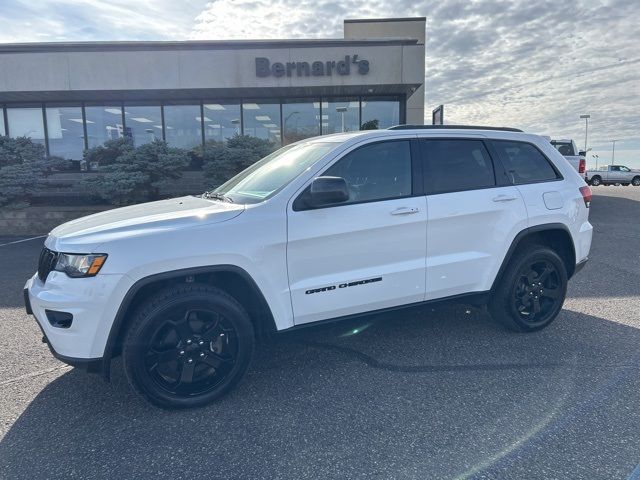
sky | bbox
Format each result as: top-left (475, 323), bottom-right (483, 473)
top-left (0, 0), bottom-right (638, 168)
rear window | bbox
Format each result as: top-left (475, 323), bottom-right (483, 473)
top-left (492, 140), bottom-right (560, 185)
top-left (421, 139), bottom-right (495, 194)
top-left (551, 141), bottom-right (576, 156)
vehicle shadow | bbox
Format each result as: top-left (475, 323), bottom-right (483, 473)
top-left (2, 305), bottom-right (640, 479)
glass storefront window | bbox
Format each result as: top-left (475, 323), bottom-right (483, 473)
top-left (203, 102), bottom-right (241, 143)
top-left (0, 108), bottom-right (5, 136)
top-left (163, 104), bottom-right (202, 149)
top-left (282, 100), bottom-right (320, 145)
top-left (6, 107), bottom-right (46, 145)
top-left (242, 101), bottom-right (281, 145)
top-left (360, 97), bottom-right (400, 130)
top-left (123, 104), bottom-right (162, 146)
top-left (45, 105), bottom-right (85, 160)
top-left (325, 98), bottom-right (360, 134)
top-left (85, 105), bottom-right (124, 148)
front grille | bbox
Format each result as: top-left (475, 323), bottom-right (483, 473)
top-left (38, 247), bottom-right (58, 283)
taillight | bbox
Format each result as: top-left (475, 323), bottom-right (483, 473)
top-left (578, 158), bottom-right (586, 173)
top-left (579, 186), bottom-right (592, 208)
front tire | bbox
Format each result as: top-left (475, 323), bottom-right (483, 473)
top-left (632, 176), bottom-right (640, 186)
top-left (489, 246), bottom-right (567, 332)
top-left (123, 284), bottom-right (254, 409)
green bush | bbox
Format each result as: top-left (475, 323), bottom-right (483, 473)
top-left (84, 139), bottom-right (189, 206)
top-left (197, 135), bottom-right (277, 186)
top-left (0, 136), bottom-right (70, 206)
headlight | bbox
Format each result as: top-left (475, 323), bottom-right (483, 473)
top-left (54, 253), bottom-right (108, 278)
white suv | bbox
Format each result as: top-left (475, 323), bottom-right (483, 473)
top-left (24, 126), bottom-right (593, 408)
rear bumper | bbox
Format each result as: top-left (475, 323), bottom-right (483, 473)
top-left (573, 256), bottom-right (588, 276)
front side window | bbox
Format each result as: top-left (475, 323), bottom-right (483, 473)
top-left (422, 139), bottom-right (495, 194)
top-left (213, 142), bottom-right (336, 204)
top-left (492, 140), bottom-right (559, 185)
top-left (620, 166), bottom-right (630, 172)
top-left (321, 140), bottom-right (412, 204)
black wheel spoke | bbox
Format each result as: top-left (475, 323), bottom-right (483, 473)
top-left (538, 265), bottom-right (553, 283)
top-left (149, 348), bottom-right (178, 365)
top-left (202, 352), bottom-right (233, 369)
top-left (532, 297), bottom-right (541, 314)
top-left (201, 318), bottom-right (222, 342)
top-left (177, 361), bottom-right (196, 387)
top-left (172, 316), bottom-right (193, 342)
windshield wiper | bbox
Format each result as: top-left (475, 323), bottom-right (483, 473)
top-left (202, 191), bottom-right (234, 203)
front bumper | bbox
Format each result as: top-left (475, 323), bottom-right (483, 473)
top-left (24, 271), bottom-right (128, 364)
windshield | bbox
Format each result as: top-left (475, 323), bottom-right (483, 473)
top-left (211, 142), bottom-right (336, 204)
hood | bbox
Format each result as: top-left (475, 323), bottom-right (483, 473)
top-left (47, 196), bottom-right (244, 251)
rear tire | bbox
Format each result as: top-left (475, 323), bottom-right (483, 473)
top-left (489, 246), bottom-right (567, 332)
top-left (590, 176), bottom-right (601, 186)
top-left (123, 283), bottom-right (254, 409)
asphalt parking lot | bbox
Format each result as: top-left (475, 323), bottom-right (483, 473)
top-left (0, 187), bottom-right (639, 479)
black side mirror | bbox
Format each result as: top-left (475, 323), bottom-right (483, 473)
top-left (308, 176), bottom-right (349, 206)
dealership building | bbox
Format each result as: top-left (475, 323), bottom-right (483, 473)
top-left (0, 17), bottom-right (425, 170)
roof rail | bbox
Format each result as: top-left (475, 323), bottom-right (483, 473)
top-left (388, 124), bottom-right (523, 132)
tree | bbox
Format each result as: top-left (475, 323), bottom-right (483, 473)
top-left (0, 136), bottom-right (70, 206)
top-left (197, 135), bottom-right (277, 186)
top-left (84, 139), bottom-right (189, 206)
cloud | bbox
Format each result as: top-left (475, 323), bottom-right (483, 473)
top-left (0, 0), bottom-right (638, 164)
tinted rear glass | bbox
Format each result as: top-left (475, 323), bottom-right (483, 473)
top-left (492, 140), bottom-right (559, 184)
top-left (421, 139), bottom-right (495, 194)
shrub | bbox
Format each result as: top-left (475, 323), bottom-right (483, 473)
top-left (197, 135), bottom-right (277, 186)
top-left (360, 119), bottom-right (379, 130)
top-left (0, 136), bottom-right (70, 206)
top-left (84, 139), bottom-right (189, 206)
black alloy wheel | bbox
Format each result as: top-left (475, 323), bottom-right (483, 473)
top-left (123, 284), bottom-right (254, 409)
top-left (489, 246), bottom-right (567, 332)
top-left (512, 260), bottom-right (563, 328)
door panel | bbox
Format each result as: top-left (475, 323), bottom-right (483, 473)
top-left (287, 198), bottom-right (427, 324)
top-left (286, 138), bottom-right (427, 325)
top-left (425, 187), bottom-right (527, 299)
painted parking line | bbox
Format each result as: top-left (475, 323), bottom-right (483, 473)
top-left (0, 235), bottom-right (46, 247)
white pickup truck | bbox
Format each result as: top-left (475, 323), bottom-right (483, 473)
top-left (550, 139), bottom-right (586, 174)
top-left (585, 165), bottom-right (640, 186)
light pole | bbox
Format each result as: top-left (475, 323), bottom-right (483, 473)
top-left (336, 106), bottom-right (348, 132)
top-left (592, 153), bottom-right (599, 170)
top-left (611, 140), bottom-right (618, 165)
top-left (580, 114), bottom-right (590, 151)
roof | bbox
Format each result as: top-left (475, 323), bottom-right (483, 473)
top-left (0, 38), bottom-right (419, 54)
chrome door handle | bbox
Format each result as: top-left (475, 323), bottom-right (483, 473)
top-left (391, 207), bottom-right (419, 215)
top-left (492, 195), bottom-right (518, 202)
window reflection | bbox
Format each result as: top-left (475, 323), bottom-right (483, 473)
top-left (325, 98), bottom-right (359, 134)
top-left (123, 104), bottom-right (162, 146)
top-left (203, 102), bottom-right (241, 143)
top-left (242, 101), bottom-right (280, 145)
top-left (0, 108), bottom-right (5, 136)
top-left (164, 104), bottom-right (202, 149)
top-left (45, 105), bottom-right (85, 160)
top-left (6, 107), bottom-right (45, 145)
top-left (282, 100), bottom-right (320, 145)
top-left (360, 97), bottom-right (400, 130)
top-left (85, 105), bottom-right (124, 148)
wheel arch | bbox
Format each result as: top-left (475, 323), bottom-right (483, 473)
top-left (491, 223), bottom-right (577, 292)
top-left (101, 265), bottom-right (276, 380)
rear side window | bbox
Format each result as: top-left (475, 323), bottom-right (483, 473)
top-left (421, 139), bottom-right (495, 194)
top-left (492, 140), bottom-right (560, 185)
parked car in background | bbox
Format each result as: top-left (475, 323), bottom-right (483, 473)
top-left (550, 139), bottom-right (586, 174)
top-left (585, 165), bottom-right (640, 186)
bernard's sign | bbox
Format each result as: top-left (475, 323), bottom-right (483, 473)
top-left (255, 55), bottom-right (369, 78)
